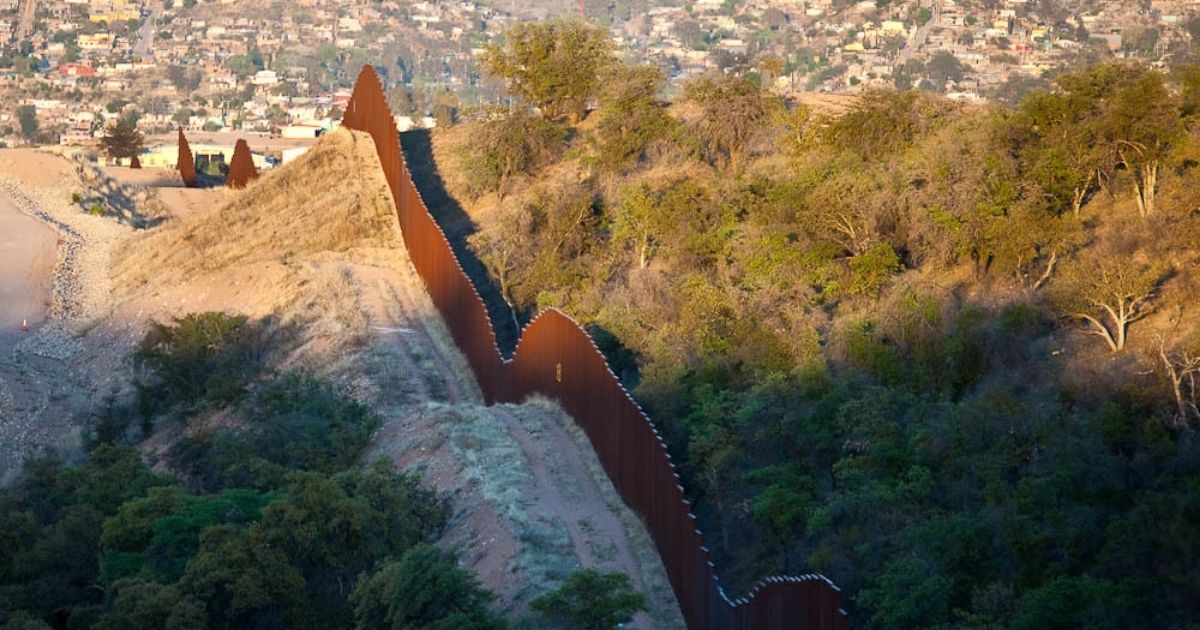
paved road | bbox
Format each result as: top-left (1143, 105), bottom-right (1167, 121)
top-left (134, 3), bottom-right (161, 58)
top-left (0, 196), bottom-right (56, 352)
top-left (898, 3), bottom-right (941, 65)
top-left (13, 0), bottom-right (36, 43)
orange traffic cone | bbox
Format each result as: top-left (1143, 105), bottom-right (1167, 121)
top-left (20, 319), bottom-right (29, 332)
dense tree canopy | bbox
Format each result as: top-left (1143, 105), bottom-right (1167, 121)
top-left (446, 52), bottom-right (1200, 627)
top-left (482, 20), bottom-right (615, 122)
top-left (0, 315), bottom-right (501, 630)
top-left (100, 122), bottom-right (146, 161)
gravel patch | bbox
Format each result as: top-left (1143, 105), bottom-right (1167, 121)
top-left (0, 174), bottom-right (130, 360)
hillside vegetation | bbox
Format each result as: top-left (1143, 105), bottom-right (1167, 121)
top-left (2, 124), bottom-right (674, 629)
top-left (430, 21), bottom-right (1200, 628)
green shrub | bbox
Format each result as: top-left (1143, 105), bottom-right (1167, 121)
top-left (88, 203), bottom-right (106, 216)
top-left (169, 374), bottom-right (383, 491)
top-left (351, 544), bottom-right (503, 630)
top-left (842, 320), bottom-right (905, 386)
top-left (998, 301), bottom-right (1042, 334)
top-left (135, 312), bottom-right (263, 415)
top-left (849, 243), bottom-right (902, 296)
top-left (530, 569), bottom-right (647, 630)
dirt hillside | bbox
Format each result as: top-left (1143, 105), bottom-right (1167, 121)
top-left (25, 128), bottom-right (685, 626)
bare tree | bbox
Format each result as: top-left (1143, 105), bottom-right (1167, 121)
top-left (1158, 335), bottom-right (1200, 429)
top-left (1117, 139), bottom-right (1160, 218)
top-left (469, 204), bottom-right (531, 333)
top-left (1050, 261), bottom-right (1168, 352)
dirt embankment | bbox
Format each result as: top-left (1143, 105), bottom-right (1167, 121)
top-left (0, 196), bottom-right (56, 352)
top-left (0, 130), bottom-right (683, 625)
top-left (0, 148), bottom-right (140, 482)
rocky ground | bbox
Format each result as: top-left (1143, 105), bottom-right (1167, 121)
top-left (0, 151), bottom-right (136, 482)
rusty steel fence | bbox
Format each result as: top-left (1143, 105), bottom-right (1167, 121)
top-left (226, 139), bottom-right (259, 189)
top-left (342, 65), bottom-right (848, 630)
top-left (177, 128), bottom-right (197, 188)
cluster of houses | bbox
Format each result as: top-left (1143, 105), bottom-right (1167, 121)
top-left (1, 0), bottom-right (1199, 150)
top-left (631, 0), bottom-right (1200, 99)
top-left (0, 0), bottom-right (505, 148)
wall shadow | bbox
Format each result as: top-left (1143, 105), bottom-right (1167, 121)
top-left (399, 129), bottom-right (522, 355)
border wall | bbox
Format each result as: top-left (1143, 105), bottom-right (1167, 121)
top-left (341, 65), bottom-right (849, 630)
top-left (226, 139), bottom-right (259, 189)
top-left (177, 128), bottom-right (196, 188)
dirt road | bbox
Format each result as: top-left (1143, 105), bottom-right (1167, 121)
top-left (13, 0), bottom-right (36, 43)
top-left (133, 2), bottom-right (159, 58)
top-left (0, 195), bottom-right (56, 352)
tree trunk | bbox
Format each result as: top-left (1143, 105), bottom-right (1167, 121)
top-left (1076, 313), bottom-right (1119, 352)
top-left (1161, 345), bottom-right (1189, 426)
top-left (1072, 170), bottom-right (1094, 217)
top-left (1158, 340), bottom-right (1200, 429)
top-left (1132, 160), bottom-right (1158, 218)
top-left (1032, 251), bottom-right (1057, 291)
top-left (1141, 161), bottom-right (1158, 217)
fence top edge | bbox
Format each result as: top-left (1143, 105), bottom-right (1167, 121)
top-left (342, 62), bottom-right (847, 618)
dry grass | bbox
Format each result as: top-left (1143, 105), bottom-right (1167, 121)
top-left (111, 128), bottom-right (400, 293)
top-left (521, 395), bottom-right (686, 630)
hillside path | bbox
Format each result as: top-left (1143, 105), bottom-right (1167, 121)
top-left (0, 195), bottom-right (56, 353)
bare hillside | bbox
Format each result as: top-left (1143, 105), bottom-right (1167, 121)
top-left (96, 128), bottom-right (684, 626)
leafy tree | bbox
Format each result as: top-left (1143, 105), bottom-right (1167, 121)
top-left (821, 90), bottom-right (953, 161)
top-left (683, 73), bottom-right (777, 172)
top-left (1054, 63), bottom-right (1183, 218)
top-left (1011, 89), bottom-right (1105, 216)
top-left (224, 54), bottom-right (259, 79)
top-left (351, 544), bottom-right (502, 630)
top-left (0, 447), bottom-right (172, 623)
top-left (848, 243), bottom-right (902, 296)
top-left (135, 312), bottom-right (263, 414)
top-left (591, 65), bottom-right (674, 173)
top-left (1100, 70), bottom-right (1181, 217)
top-left (1010, 576), bottom-right (1138, 629)
top-left (99, 487), bottom-right (272, 583)
top-left (92, 580), bottom-right (207, 630)
top-left (530, 569), bottom-right (647, 630)
top-left (15, 104), bottom-right (37, 141)
top-left (457, 109), bottom-right (567, 199)
top-left (611, 184), bottom-right (664, 269)
top-left (482, 20), bottom-right (615, 122)
top-left (992, 74), bottom-right (1052, 107)
top-left (180, 525), bottom-right (307, 628)
top-left (925, 51), bottom-right (966, 89)
top-left (100, 122), bottom-right (145, 160)
top-left (746, 465), bottom-right (815, 552)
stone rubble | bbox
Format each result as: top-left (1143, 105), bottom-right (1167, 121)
top-left (0, 174), bottom-right (129, 360)
top-left (0, 162), bottom-right (135, 482)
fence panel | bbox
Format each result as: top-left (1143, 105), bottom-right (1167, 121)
top-left (226, 139), bottom-right (259, 189)
top-left (342, 65), bottom-right (848, 630)
top-left (176, 128), bottom-right (197, 188)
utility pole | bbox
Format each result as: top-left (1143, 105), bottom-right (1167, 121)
top-left (579, 0), bottom-right (585, 21)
